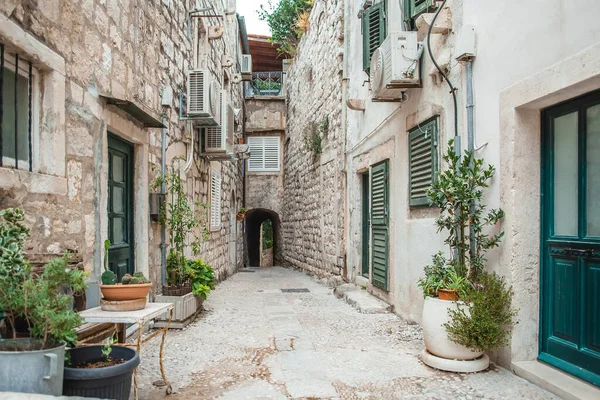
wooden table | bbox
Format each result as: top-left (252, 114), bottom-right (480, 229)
top-left (78, 302), bottom-right (175, 399)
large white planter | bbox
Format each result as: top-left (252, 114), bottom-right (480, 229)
top-left (421, 296), bottom-right (483, 360)
top-left (154, 292), bottom-right (203, 329)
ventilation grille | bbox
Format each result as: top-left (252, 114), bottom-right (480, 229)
top-left (187, 70), bottom-right (205, 115)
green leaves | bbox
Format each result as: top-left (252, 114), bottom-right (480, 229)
top-left (444, 271), bottom-right (518, 352)
top-left (257, 0), bottom-right (314, 55)
top-left (425, 140), bottom-right (505, 281)
top-left (184, 258), bottom-right (216, 300)
top-left (0, 209), bottom-right (87, 348)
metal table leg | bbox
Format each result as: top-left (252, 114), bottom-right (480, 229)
top-left (159, 308), bottom-right (174, 395)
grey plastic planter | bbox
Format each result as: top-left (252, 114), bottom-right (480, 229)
top-left (0, 338), bottom-right (65, 395)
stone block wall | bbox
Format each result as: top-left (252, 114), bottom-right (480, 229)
top-left (0, 0), bottom-right (244, 297)
top-left (281, 0), bottom-right (346, 276)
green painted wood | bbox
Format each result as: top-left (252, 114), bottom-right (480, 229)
top-left (371, 160), bottom-right (389, 290)
top-left (540, 89), bottom-right (600, 387)
top-left (411, 0), bottom-right (434, 19)
top-left (362, 172), bottom-right (370, 277)
top-left (107, 133), bottom-right (134, 282)
top-left (362, 1), bottom-right (386, 72)
top-left (409, 117), bottom-right (438, 207)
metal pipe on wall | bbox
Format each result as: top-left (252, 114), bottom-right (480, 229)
top-left (161, 115), bottom-right (167, 286)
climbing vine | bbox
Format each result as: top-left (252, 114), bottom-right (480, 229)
top-left (257, 0), bottom-right (314, 56)
top-left (303, 117), bottom-right (329, 159)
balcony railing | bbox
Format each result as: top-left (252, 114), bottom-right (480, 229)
top-left (245, 72), bottom-right (285, 97)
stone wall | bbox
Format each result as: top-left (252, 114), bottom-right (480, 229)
top-left (245, 97), bottom-right (286, 217)
top-left (281, 0), bottom-right (345, 276)
top-left (0, 0), bottom-right (244, 299)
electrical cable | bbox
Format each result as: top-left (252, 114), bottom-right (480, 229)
top-left (426, 0), bottom-right (458, 139)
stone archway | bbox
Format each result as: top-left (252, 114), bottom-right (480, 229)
top-left (245, 208), bottom-right (281, 267)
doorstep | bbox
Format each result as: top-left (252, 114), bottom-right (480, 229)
top-left (512, 360), bottom-right (600, 400)
top-left (333, 283), bottom-right (392, 314)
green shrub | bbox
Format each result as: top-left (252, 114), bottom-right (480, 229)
top-left (184, 258), bottom-right (216, 300)
top-left (258, 0), bottom-right (314, 56)
top-left (443, 271), bottom-right (518, 352)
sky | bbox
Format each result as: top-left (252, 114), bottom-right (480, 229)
top-left (237, 0), bottom-right (272, 36)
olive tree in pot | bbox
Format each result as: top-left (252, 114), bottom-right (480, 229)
top-left (418, 141), bottom-right (517, 372)
top-left (153, 166), bottom-right (217, 327)
top-left (0, 208), bottom-right (87, 395)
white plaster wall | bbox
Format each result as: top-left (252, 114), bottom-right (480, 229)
top-left (344, 0), bottom-right (600, 363)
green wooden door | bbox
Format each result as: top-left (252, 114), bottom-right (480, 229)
top-left (107, 134), bottom-right (134, 282)
top-left (541, 89), bottom-right (600, 387)
top-left (362, 172), bottom-right (370, 277)
top-left (371, 160), bottom-right (389, 290)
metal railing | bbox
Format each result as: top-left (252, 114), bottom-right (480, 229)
top-left (245, 72), bottom-right (285, 97)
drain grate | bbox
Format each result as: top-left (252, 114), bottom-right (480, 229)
top-left (280, 288), bottom-right (310, 293)
top-left (239, 269), bottom-right (256, 273)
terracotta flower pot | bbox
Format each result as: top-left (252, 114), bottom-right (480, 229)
top-left (99, 283), bottom-right (152, 301)
top-left (438, 289), bottom-right (459, 301)
top-left (236, 212), bottom-right (245, 221)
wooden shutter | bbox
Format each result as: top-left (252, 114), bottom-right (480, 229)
top-left (247, 136), bottom-right (280, 172)
top-left (408, 117), bottom-right (438, 207)
top-left (371, 160), bottom-right (389, 290)
top-left (210, 168), bottom-right (221, 231)
top-left (411, 0), bottom-right (434, 19)
top-left (362, 1), bottom-right (386, 72)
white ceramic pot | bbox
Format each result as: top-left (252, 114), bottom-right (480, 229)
top-left (421, 296), bottom-right (483, 360)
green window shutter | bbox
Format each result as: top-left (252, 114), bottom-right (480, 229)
top-left (408, 117), bottom-right (438, 207)
top-left (411, 0), bottom-right (434, 19)
top-left (362, 1), bottom-right (387, 72)
top-left (371, 160), bottom-right (389, 290)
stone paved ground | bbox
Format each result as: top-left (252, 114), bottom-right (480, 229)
top-left (137, 267), bottom-right (557, 400)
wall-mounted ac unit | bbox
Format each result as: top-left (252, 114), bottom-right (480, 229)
top-left (370, 32), bottom-right (423, 101)
top-left (205, 91), bottom-right (233, 153)
top-left (241, 54), bottom-right (252, 81)
top-left (187, 70), bottom-right (220, 125)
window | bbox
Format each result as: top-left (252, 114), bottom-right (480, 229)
top-left (247, 136), bottom-right (280, 172)
top-left (362, 1), bottom-right (387, 72)
top-left (210, 168), bottom-right (222, 231)
top-left (1, 45), bottom-right (38, 170)
top-left (408, 116), bottom-right (438, 207)
top-left (404, 0), bottom-right (436, 30)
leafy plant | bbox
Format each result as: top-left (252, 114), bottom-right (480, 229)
top-left (417, 252), bottom-right (471, 298)
top-left (184, 259), bottom-right (216, 300)
top-left (444, 271), bottom-right (518, 352)
top-left (426, 140), bottom-right (505, 282)
top-left (101, 343), bottom-right (112, 362)
top-left (262, 220), bottom-right (274, 250)
top-left (303, 122), bottom-right (322, 159)
top-left (0, 208), bottom-right (87, 348)
top-left (257, 0), bottom-right (314, 56)
top-left (154, 166), bottom-right (208, 288)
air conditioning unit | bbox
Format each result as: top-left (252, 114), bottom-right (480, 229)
top-left (205, 91), bottom-right (233, 153)
top-left (187, 70), bottom-right (220, 125)
top-left (241, 54), bottom-right (252, 81)
top-left (370, 32), bottom-right (423, 101)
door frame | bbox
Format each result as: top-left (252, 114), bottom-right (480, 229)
top-left (361, 171), bottom-right (371, 277)
top-left (539, 89), bottom-right (600, 387)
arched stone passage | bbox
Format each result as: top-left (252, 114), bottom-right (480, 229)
top-left (245, 208), bottom-right (281, 267)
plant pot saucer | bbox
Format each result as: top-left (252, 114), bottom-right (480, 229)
top-left (420, 349), bottom-right (490, 373)
top-left (100, 298), bottom-right (147, 312)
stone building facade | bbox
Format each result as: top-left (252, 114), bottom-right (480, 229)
top-left (281, 0), bottom-right (346, 277)
top-left (0, 0), bottom-right (245, 304)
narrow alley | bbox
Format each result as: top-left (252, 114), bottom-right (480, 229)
top-left (137, 267), bottom-right (556, 400)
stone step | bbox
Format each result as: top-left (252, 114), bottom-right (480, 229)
top-left (333, 283), bottom-right (392, 314)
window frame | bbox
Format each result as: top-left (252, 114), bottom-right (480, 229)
top-left (408, 116), bottom-right (439, 208)
top-left (1, 50), bottom-right (40, 170)
top-left (247, 135), bottom-right (281, 173)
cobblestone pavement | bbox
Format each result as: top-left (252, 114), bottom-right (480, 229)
top-left (137, 267), bottom-right (557, 400)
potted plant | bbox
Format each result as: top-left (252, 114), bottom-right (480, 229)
top-left (99, 240), bottom-right (151, 311)
top-left (418, 141), bottom-right (517, 372)
top-left (236, 207), bottom-right (246, 221)
top-left (0, 208), bottom-right (87, 396)
top-left (63, 337), bottom-right (140, 400)
top-left (154, 166), bottom-right (213, 327)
